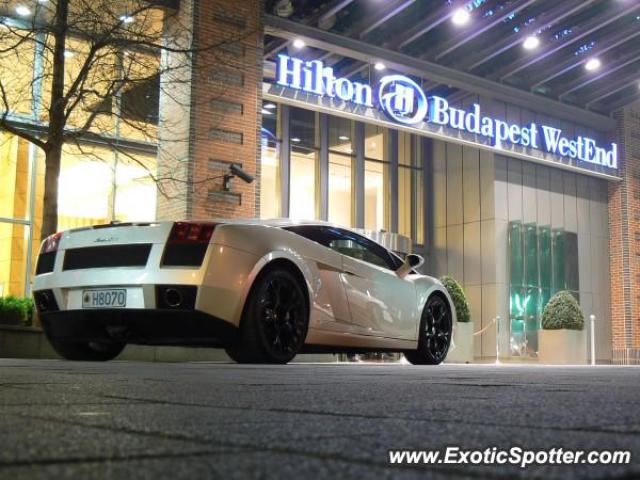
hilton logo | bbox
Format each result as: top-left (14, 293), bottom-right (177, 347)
top-left (378, 75), bottom-right (428, 125)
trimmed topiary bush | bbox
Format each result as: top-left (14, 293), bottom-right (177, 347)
top-left (439, 276), bottom-right (470, 323)
top-left (542, 291), bottom-right (584, 330)
top-left (0, 296), bottom-right (34, 327)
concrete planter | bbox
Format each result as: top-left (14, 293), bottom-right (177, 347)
top-left (446, 322), bottom-right (474, 363)
top-left (538, 329), bottom-right (587, 365)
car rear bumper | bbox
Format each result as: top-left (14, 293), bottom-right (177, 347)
top-left (40, 309), bottom-right (239, 347)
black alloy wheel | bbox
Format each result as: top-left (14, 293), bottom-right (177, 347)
top-left (226, 267), bottom-right (308, 364)
top-left (404, 294), bottom-right (452, 365)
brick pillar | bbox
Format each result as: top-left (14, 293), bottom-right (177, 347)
top-left (609, 100), bottom-right (640, 364)
top-left (157, 0), bottom-right (263, 221)
top-left (190, 0), bottom-right (263, 220)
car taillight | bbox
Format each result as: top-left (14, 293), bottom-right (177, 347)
top-left (168, 222), bottom-right (216, 244)
top-left (41, 232), bottom-right (62, 254)
top-left (36, 232), bottom-right (62, 275)
top-left (162, 222), bottom-right (217, 267)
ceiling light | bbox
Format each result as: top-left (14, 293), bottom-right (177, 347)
top-left (15, 5), bottom-right (31, 16)
top-left (584, 58), bottom-right (601, 71)
top-left (264, 103), bottom-right (276, 109)
top-left (291, 137), bottom-right (301, 143)
top-left (261, 109), bottom-right (273, 115)
top-left (523, 35), bottom-right (540, 50)
top-left (452, 8), bottom-right (470, 26)
top-left (119, 15), bottom-right (134, 24)
top-left (374, 62), bottom-right (386, 71)
top-left (338, 135), bottom-right (350, 141)
top-left (292, 38), bottom-right (305, 49)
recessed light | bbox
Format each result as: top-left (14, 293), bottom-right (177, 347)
top-left (452, 8), bottom-right (470, 26)
top-left (15, 5), bottom-right (31, 16)
top-left (523, 35), bottom-right (540, 50)
top-left (119, 15), bottom-right (134, 24)
top-left (264, 103), bottom-right (276, 110)
top-left (374, 62), bottom-right (386, 71)
top-left (585, 58), bottom-right (601, 71)
top-left (338, 135), bottom-right (350, 141)
top-left (291, 137), bottom-right (301, 143)
top-left (292, 38), bottom-right (305, 49)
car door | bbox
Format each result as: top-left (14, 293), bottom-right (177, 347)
top-left (284, 225), bottom-right (355, 334)
top-left (328, 228), bottom-right (417, 340)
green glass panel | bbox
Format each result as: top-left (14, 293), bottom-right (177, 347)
top-left (524, 223), bottom-right (538, 287)
top-left (539, 226), bottom-right (552, 290)
top-left (524, 287), bottom-right (540, 355)
top-left (509, 222), bottom-right (523, 286)
top-left (552, 229), bottom-right (566, 293)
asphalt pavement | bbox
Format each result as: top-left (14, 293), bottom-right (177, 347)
top-left (0, 359), bottom-right (639, 479)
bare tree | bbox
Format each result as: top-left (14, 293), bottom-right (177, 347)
top-left (0, 0), bottom-right (259, 238)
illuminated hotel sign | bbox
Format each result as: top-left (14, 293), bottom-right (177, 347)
top-left (275, 54), bottom-right (618, 170)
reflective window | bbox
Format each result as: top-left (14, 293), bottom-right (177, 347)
top-left (365, 124), bottom-right (385, 160)
top-left (260, 102), bottom-right (280, 218)
top-left (328, 116), bottom-right (354, 227)
top-left (290, 107), bottom-right (318, 220)
top-left (398, 132), bottom-right (425, 245)
top-left (364, 160), bottom-right (390, 231)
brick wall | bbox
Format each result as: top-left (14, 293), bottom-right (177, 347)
top-left (190, 0), bottom-right (263, 220)
top-left (157, 0), bottom-right (263, 221)
top-left (610, 100), bottom-right (640, 364)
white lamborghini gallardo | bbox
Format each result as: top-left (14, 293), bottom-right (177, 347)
top-left (32, 219), bottom-right (456, 364)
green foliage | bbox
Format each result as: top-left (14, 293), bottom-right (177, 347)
top-left (542, 291), bottom-right (584, 331)
top-left (439, 276), bottom-right (471, 323)
top-left (0, 296), bottom-right (35, 327)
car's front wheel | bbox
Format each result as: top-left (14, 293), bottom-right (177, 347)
top-left (404, 294), bottom-right (452, 365)
top-left (226, 267), bottom-right (309, 364)
top-left (48, 338), bottom-right (125, 361)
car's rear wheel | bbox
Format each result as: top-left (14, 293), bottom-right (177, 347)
top-left (226, 267), bottom-right (308, 364)
top-left (404, 294), bottom-right (452, 365)
top-left (48, 338), bottom-right (125, 361)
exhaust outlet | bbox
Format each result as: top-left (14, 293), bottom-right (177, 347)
top-left (163, 287), bottom-right (183, 308)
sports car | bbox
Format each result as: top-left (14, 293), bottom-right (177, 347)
top-left (32, 219), bottom-right (456, 364)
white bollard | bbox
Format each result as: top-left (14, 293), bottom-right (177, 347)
top-left (495, 315), bottom-right (501, 365)
top-left (590, 314), bottom-right (596, 366)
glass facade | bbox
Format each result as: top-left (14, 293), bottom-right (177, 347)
top-left (509, 221), bottom-right (580, 357)
top-left (0, 17), bottom-right (161, 297)
top-left (259, 103), bottom-right (427, 247)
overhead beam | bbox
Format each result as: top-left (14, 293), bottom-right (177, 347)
top-left (585, 76), bottom-right (640, 107)
top-left (558, 52), bottom-right (640, 99)
top-left (392, 2), bottom-right (453, 49)
top-left (356, 0), bottom-right (415, 38)
top-left (528, 27), bottom-right (640, 88)
top-left (433, 0), bottom-right (536, 61)
top-left (496, 2), bottom-right (640, 80)
top-left (264, 15), bottom-right (615, 131)
top-left (264, 0), bottom-right (355, 57)
top-left (461, 0), bottom-right (592, 71)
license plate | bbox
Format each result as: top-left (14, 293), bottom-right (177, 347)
top-left (82, 288), bottom-right (127, 309)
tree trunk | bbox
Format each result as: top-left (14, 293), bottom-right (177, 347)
top-left (41, 146), bottom-right (62, 238)
top-left (40, 0), bottom-right (69, 238)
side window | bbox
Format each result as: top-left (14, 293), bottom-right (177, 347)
top-left (328, 228), bottom-right (396, 270)
top-left (285, 225), bottom-right (327, 245)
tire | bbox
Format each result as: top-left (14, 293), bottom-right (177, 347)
top-left (404, 294), bottom-right (453, 365)
top-left (226, 267), bottom-right (309, 364)
top-left (48, 337), bottom-right (125, 361)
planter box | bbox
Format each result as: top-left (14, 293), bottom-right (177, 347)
top-left (446, 322), bottom-right (474, 363)
top-left (538, 329), bottom-right (587, 365)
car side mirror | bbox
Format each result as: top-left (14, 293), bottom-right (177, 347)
top-left (396, 253), bottom-right (424, 278)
